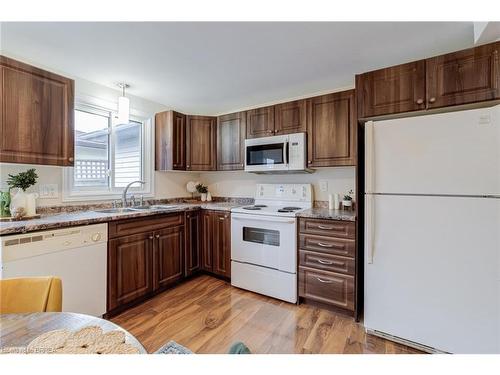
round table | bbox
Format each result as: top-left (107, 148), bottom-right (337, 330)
top-left (0, 312), bottom-right (147, 354)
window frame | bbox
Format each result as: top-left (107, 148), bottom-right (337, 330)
top-left (63, 102), bottom-right (154, 202)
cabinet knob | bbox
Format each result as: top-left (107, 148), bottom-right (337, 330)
top-left (308, 160), bottom-right (312, 164)
top-left (268, 130), bottom-right (273, 134)
top-left (149, 235), bottom-right (154, 240)
top-left (155, 234), bottom-right (160, 239)
top-left (416, 98), bottom-right (424, 105)
top-left (275, 130), bottom-right (280, 133)
top-left (429, 97), bottom-right (436, 103)
top-left (68, 157), bottom-right (74, 162)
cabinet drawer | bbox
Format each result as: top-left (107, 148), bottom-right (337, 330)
top-left (299, 234), bottom-right (355, 258)
top-left (299, 218), bottom-right (355, 239)
top-left (109, 213), bottom-right (184, 238)
top-left (299, 250), bottom-right (355, 275)
top-left (299, 267), bottom-right (354, 311)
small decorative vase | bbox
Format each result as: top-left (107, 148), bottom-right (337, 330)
top-left (342, 200), bottom-right (352, 208)
top-left (201, 193), bottom-right (207, 202)
top-left (10, 188), bottom-right (27, 216)
top-left (206, 192), bottom-right (212, 202)
top-left (25, 193), bottom-right (39, 216)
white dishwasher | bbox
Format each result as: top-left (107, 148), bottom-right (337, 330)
top-left (0, 223), bottom-right (107, 317)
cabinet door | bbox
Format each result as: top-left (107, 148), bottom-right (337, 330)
top-left (212, 212), bottom-right (231, 278)
top-left (155, 111), bottom-right (186, 171)
top-left (356, 60), bottom-right (426, 118)
top-left (246, 106), bottom-right (275, 138)
top-left (153, 226), bottom-right (184, 290)
top-left (108, 232), bottom-right (153, 311)
top-left (217, 112), bottom-right (246, 170)
top-left (186, 115), bottom-right (217, 171)
top-left (274, 99), bottom-right (307, 135)
top-left (426, 41), bottom-right (500, 109)
top-left (307, 90), bottom-right (357, 167)
top-left (299, 267), bottom-right (354, 311)
top-left (185, 211), bottom-right (201, 276)
top-left (201, 211), bottom-right (213, 271)
top-left (0, 56), bottom-right (74, 166)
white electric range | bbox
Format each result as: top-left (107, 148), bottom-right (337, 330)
top-left (230, 183), bottom-right (312, 303)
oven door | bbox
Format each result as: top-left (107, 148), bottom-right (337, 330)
top-left (231, 213), bottom-right (296, 273)
top-left (245, 137), bottom-right (289, 172)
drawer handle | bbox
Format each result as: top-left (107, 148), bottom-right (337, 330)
top-left (315, 277), bottom-right (334, 284)
top-left (317, 242), bottom-right (334, 248)
top-left (317, 259), bottom-right (334, 265)
top-left (317, 225), bottom-right (334, 230)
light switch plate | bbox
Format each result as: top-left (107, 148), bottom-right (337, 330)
top-left (319, 180), bottom-right (328, 192)
top-left (39, 184), bottom-right (59, 198)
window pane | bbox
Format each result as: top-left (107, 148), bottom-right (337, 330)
top-left (74, 110), bottom-right (109, 187)
top-left (113, 120), bottom-right (143, 188)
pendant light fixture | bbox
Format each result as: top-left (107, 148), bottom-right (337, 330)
top-left (116, 82), bottom-right (130, 124)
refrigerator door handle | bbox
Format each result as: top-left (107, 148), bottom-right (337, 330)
top-left (365, 194), bottom-right (375, 264)
top-left (365, 121), bottom-right (375, 194)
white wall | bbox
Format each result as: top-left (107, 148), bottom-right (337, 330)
top-left (199, 167), bottom-right (356, 202)
top-left (0, 162), bottom-right (201, 206)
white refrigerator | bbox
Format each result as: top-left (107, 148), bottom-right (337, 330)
top-left (364, 105), bottom-right (500, 353)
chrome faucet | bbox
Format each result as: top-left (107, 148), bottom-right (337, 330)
top-left (122, 180), bottom-right (145, 207)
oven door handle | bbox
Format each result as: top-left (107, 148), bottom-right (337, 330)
top-left (231, 214), bottom-right (296, 224)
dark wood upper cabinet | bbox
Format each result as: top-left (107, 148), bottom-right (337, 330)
top-left (426, 41), bottom-right (500, 109)
top-left (217, 112), bottom-right (246, 170)
top-left (356, 60), bottom-right (426, 118)
top-left (153, 226), bottom-right (184, 290)
top-left (307, 90), bottom-right (356, 167)
top-left (155, 110), bottom-right (186, 170)
top-left (108, 232), bottom-right (153, 311)
top-left (184, 210), bottom-right (201, 277)
top-left (0, 55), bottom-right (74, 166)
top-left (274, 99), bottom-right (307, 135)
top-left (186, 115), bottom-right (217, 171)
top-left (246, 106), bottom-right (275, 138)
top-left (212, 212), bottom-right (231, 278)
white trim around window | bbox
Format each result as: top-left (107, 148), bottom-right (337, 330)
top-left (62, 102), bottom-right (155, 202)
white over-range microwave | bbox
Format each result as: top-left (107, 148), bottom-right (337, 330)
top-left (244, 132), bottom-right (312, 173)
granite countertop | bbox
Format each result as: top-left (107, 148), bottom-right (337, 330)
top-left (0, 202), bottom-right (241, 236)
top-left (296, 208), bottom-right (356, 222)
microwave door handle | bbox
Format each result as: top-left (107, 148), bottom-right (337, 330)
top-left (283, 141), bottom-right (288, 165)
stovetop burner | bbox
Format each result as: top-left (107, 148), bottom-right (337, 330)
top-left (242, 206), bottom-right (261, 210)
top-left (282, 207), bottom-right (301, 211)
top-left (254, 205), bottom-right (267, 208)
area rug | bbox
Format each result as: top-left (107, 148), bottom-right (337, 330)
top-left (155, 340), bottom-right (193, 354)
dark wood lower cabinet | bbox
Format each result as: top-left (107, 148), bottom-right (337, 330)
top-left (107, 213), bottom-right (185, 315)
top-left (298, 217), bottom-right (357, 317)
top-left (201, 210), bottom-right (231, 278)
top-left (153, 226), bottom-right (184, 290)
top-left (185, 210), bottom-right (201, 276)
top-left (108, 232), bottom-right (154, 311)
top-left (212, 212), bottom-right (231, 278)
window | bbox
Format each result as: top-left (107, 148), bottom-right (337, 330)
top-left (64, 103), bottom-right (153, 201)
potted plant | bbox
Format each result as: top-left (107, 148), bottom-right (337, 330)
top-left (6, 168), bottom-right (39, 217)
top-left (342, 189), bottom-right (354, 208)
top-left (196, 183), bottom-right (208, 202)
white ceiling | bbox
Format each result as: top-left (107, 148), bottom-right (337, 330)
top-left (1, 22), bottom-right (476, 115)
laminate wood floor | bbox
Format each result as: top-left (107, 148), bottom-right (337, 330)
top-left (112, 275), bottom-right (422, 354)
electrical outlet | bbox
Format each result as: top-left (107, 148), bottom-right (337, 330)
top-left (39, 184), bottom-right (59, 198)
top-left (319, 180), bottom-right (328, 192)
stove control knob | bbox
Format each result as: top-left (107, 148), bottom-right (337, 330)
top-left (91, 232), bottom-right (102, 242)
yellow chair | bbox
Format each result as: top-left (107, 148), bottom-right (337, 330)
top-left (0, 276), bottom-right (62, 314)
